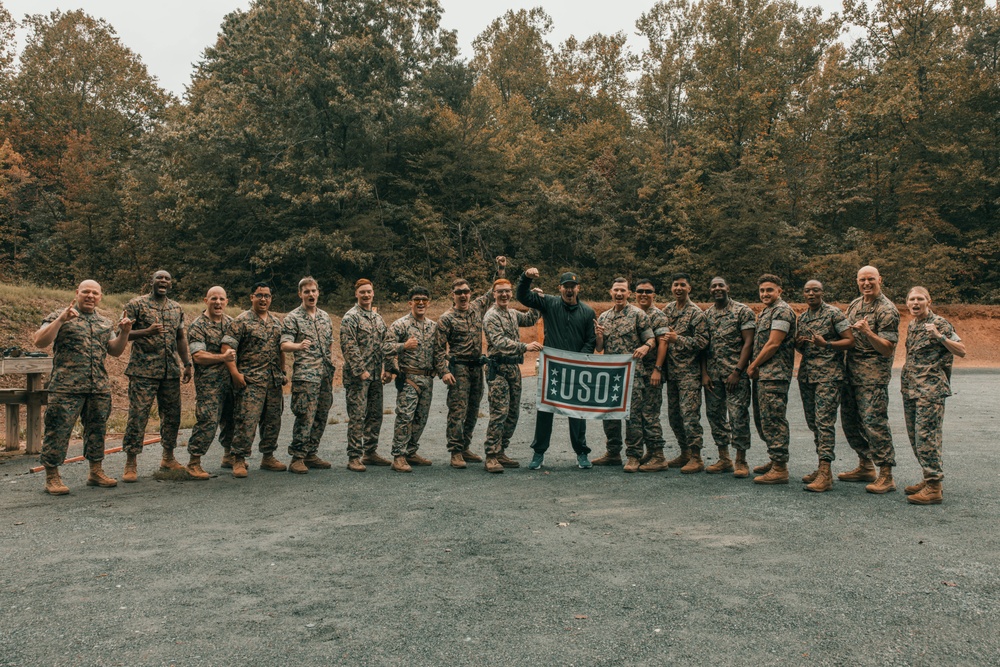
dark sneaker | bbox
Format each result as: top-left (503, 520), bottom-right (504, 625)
top-left (577, 454), bottom-right (592, 469)
top-left (528, 452), bottom-right (544, 470)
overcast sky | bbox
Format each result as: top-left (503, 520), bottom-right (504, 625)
top-left (4, 0), bottom-right (846, 97)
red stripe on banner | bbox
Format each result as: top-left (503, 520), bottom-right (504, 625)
top-left (540, 353), bottom-right (632, 414)
top-left (542, 353), bottom-right (629, 368)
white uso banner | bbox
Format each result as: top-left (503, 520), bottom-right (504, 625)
top-left (535, 347), bottom-right (636, 420)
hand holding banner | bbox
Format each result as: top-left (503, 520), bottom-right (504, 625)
top-left (536, 347), bottom-right (636, 420)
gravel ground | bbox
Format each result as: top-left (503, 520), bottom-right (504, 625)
top-left (2, 370), bottom-right (998, 666)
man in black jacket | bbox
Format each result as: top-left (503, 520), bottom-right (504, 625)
top-left (517, 268), bottom-right (597, 469)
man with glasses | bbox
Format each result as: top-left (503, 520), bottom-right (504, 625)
top-left (434, 257), bottom-right (507, 469)
top-left (220, 282), bottom-right (287, 478)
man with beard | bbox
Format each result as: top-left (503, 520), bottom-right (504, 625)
top-left (385, 287), bottom-right (448, 472)
top-left (700, 276), bottom-right (756, 477)
top-left (632, 279), bottom-right (671, 472)
top-left (516, 268), bottom-right (597, 470)
top-left (280, 277), bottom-right (336, 474)
top-left (434, 257), bottom-right (507, 469)
top-left (121, 270), bottom-right (193, 483)
top-left (481, 279), bottom-right (542, 473)
top-left (662, 273), bottom-right (710, 473)
top-left (221, 282), bottom-right (287, 478)
top-left (839, 265), bottom-right (900, 494)
top-left (34, 281), bottom-right (132, 494)
top-left (184, 286), bottom-right (236, 479)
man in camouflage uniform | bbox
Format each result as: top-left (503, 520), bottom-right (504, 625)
top-left (839, 265), bottom-right (900, 494)
top-left (34, 281), bottom-right (132, 494)
top-left (481, 279), bottom-right (541, 473)
top-left (592, 278), bottom-right (656, 472)
top-left (121, 270), bottom-right (193, 483)
top-left (795, 280), bottom-right (855, 492)
top-left (340, 279), bottom-right (395, 472)
top-left (746, 274), bottom-right (797, 484)
top-left (633, 279), bottom-right (670, 472)
top-left (280, 277), bottom-right (335, 474)
top-left (220, 282), bottom-right (287, 478)
top-left (184, 286), bottom-right (236, 479)
top-left (700, 277), bottom-right (756, 477)
top-left (662, 273), bottom-right (710, 473)
top-left (385, 286), bottom-right (448, 472)
top-left (434, 257), bottom-right (507, 469)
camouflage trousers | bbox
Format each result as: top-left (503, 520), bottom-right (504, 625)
top-left (484, 363), bottom-right (521, 457)
top-left (841, 382), bottom-right (896, 466)
top-left (187, 377), bottom-right (234, 457)
top-left (392, 375), bottom-right (433, 457)
top-left (288, 375), bottom-right (333, 459)
top-left (123, 376), bottom-right (181, 454)
top-left (703, 374), bottom-right (751, 451)
top-left (903, 397), bottom-right (945, 481)
top-left (755, 380), bottom-right (790, 463)
top-left (603, 374), bottom-right (647, 458)
top-left (344, 376), bottom-right (384, 459)
top-left (666, 373), bottom-right (704, 451)
top-left (637, 378), bottom-right (665, 452)
top-left (231, 381), bottom-right (283, 458)
top-left (799, 380), bottom-right (841, 462)
top-left (445, 363), bottom-right (484, 453)
top-left (40, 392), bottom-right (112, 468)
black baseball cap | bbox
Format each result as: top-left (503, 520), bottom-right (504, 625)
top-left (559, 272), bottom-right (580, 285)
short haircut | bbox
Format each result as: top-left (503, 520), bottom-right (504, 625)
top-left (408, 286), bottom-right (430, 300)
top-left (493, 279), bottom-right (512, 290)
top-left (298, 276), bottom-right (318, 291)
top-left (610, 276), bottom-right (629, 288)
top-left (251, 281), bottom-right (271, 294)
top-left (908, 286), bottom-right (931, 300)
top-left (758, 274), bottom-right (783, 287)
top-left (671, 272), bottom-right (691, 284)
top-left (354, 278), bottom-right (372, 290)
top-left (635, 278), bottom-right (655, 290)
top-left (709, 276), bottom-right (727, 287)
top-left (452, 278), bottom-right (470, 289)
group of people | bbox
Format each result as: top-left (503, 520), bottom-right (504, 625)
top-left (32, 259), bottom-right (964, 506)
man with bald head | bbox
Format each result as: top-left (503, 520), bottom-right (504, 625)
top-left (840, 265), bottom-right (900, 494)
top-left (34, 281), bottom-right (132, 494)
top-left (184, 286), bottom-right (237, 479)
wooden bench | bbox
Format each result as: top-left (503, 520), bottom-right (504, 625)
top-left (1, 357), bottom-right (51, 454)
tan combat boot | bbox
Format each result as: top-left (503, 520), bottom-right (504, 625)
top-left (666, 448), bottom-right (690, 469)
top-left (623, 456), bottom-right (641, 473)
top-left (705, 446), bottom-right (733, 474)
top-left (484, 457), bottom-right (504, 474)
top-left (865, 465), bottom-right (896, 494)
top-left (838, 457), bottom-right (876, 482)
top-left (639, 449), bottom-right (653, 465)
top-left (347, 457), bottom-right (367, 472)
top-left (591, 451), bottom-right (622, 466)
top-left (462, 449), bottom-right (483, 463)
top-left (906, 479), bottom-right (942, 505)
top-left (638, 450), bottom-right (668, 472)
top-left (159, 447), bottom-right (185, 472)
top-left (681, 449), bottom-right (704, 474)
top-left (405, 453), bottom-right (432, 466)
top-left (392, 456), bottom-right (413, 473)
top-left (733, 450), bottom-right (750, 478)
top-left (289, 458), bottom-right (308, 474)
top-left (904, 478), bottom-right (927, 495)
top-left (362, 450), bottom-right (392, 466)
top-left (260, 454), bottom-right (287, 471)
top-left (86, 460), bottom-right (118, 487)
top-left (232, 456), bottom-right (248, 478)
top-left (753, 461), bottom-right (772, 475)
top-left (186, 455), bottom-right (210, 480)
top-left (497, 453), bottom-right (520, 468)
top-left (804, 461), bottom-right (833, 493)
top-left (753, 461), bottom-right (789, 485)
top-left (802, 467), bottom-right (819, 484)
top-left (44, 466), bottom-right (70, 495)
top-left (450, 451), bottom-right (467, 469)
top-left (220, 448), bottom-right (234, 469)
top-left (304, 454), bottom-right (332, 469)
top-left (122, 453), bottom-right (138, 483)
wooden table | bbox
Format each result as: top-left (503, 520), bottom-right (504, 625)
top-left (1, 357), bottom-right (51, 454)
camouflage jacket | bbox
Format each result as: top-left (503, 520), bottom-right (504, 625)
top-left (281, 306), bottom-right (335, 383)
top-left (598, 304), bottom-right (654, 377)
top-left (796, 303), bottom-right (850, 384)
top-left (386, 313), bottom-right (447, 377)
top-left (663, 301), bottom-right (709, 378)
top-left (704, 300), bottom-right (756, 378)
top-left (846, 293), bottom-right (900, 386)
top-left (124, 294), bottom-right (184, 379)
top-left (483, 306), bottom-right (540, 358)
top-left (43, 310), bottom-right (115, 394)
top-left (638, 304), bottom-right (670, 373)
top-left (435, 289), bottom-right (494, 360)
top-left (753, 299), bottom-right (796, 382)
top-left (901, 313), bottom-right (959, 401)
top-left (222, 310), bottom-right (284, 387)
top-left (340, 305), bottom-right (390, 380)
top-left (187, 312), bottom-right (234, 387)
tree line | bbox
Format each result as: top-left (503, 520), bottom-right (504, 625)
top-left (1, 0), bottom-right (998, 309)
